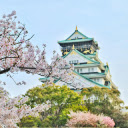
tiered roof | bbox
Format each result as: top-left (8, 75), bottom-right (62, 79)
top-left (62, 47), bottom-right (100, 64)
top-left (40, 27), bottom-right (117, 90)
top-left (58, 26), bottom-right (94, 44)
top-left (61, 43), bottom-right (117, 89)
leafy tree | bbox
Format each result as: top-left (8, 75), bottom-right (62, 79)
top-left (18, 116), bottom-right (42, 128)
top-left (19, 84), bottom-right (87, 127)
top-left (81, 86), bottom-right (123, 115)
top-left (81, 86), bottom-right (128, 127)
top-left (109, 109), bottom-right (128, 128)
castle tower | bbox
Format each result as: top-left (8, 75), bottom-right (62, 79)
top-left (40, 27), bottom-right (117, 90)
top-left (58, 26), bottom-right (99, 56)
top-left (57, 27), bottom-right (117, 89)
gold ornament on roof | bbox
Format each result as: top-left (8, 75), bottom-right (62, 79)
top-left (64, 48), bottom-right (68, 55)
top-left (76, 26), bottom-right (78, 31)
top-left (83, 49), bottom-right (90, 54)
top-left (90, 48), bottom-right (94, 54)
top-left (87, 61), bottom-right (93, 64)
top-left (71, 51), bottom-right (77, 55)
top-left (72, 44), bottom-right (75, 50)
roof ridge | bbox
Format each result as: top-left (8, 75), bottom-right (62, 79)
top-left (58, 38), bottom-right (93, 44)
top-left (77, 30), bottom-right (88, 38)
top-left (66, 31), bottom-right (76, 40)
top-left (65, 29), bottom-right (91, 41)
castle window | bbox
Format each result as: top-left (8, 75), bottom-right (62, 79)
top-left (80, 69), bottom-right (82, 73)
top-left (69, 60), bottom-right (79, 64)
top-left (91, 68), bottom-right (94, 72)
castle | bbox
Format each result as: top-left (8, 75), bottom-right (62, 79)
top-left (40, 27), bottom-right (117, 90)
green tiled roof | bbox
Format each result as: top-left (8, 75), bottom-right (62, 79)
top-left (73, 70), bottom-right (110, 89)
top-left (86, 52), bottom-right (97, 58)
top-left (53, 70), bottom-right (110, 89)
top-left (83, 73), bottom-right (106, 78)
top-left (39, 77), bottom-right (50, 82)
top-left (58, 38), bottom-right (93, 44)
top-left (58, 29), bottom-right (93, 44)
top-left (39, 71), bottom-right (110, 89)
top-left (104, 65), bottom-right (109, 74)
top-left (66, 30), bottom-right (88, 40)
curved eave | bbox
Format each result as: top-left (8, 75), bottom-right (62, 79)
top-left (39, 77), bottom-right (50, 82)
top-left (73, 71), bottom-right (110, 89)
top-left (105, 75), bottom-right (118, 89)
top-left (58, 38), bottom-right (93, 44)
top-left (86, 53), bottom-right (96, 58)
top-left (95, 55), bottom-right (105, 70)
top-left (66, 30), bottom-right (90, 40)
top-left (111, 81), bottom-right (118, 89)
top-left (83, 73), bottom-right (106, 78)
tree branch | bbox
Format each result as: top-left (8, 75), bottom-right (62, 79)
top-left (0, 68), bottom-right (10, 74)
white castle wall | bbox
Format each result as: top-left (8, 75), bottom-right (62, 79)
top-left (91, 78), bottom-right (105, 85)
top-left (56, 73), bottom-right (99, 88)
top-left (64, 53), bottom-right (89, 63)
top-left (74, 67), bottom-right (101, 73)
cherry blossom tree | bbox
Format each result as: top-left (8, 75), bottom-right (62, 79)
top-left (66, 111), bottom-right (115, 127)
top-left (0, 11), bottom-right (74, 127)
top-left (0, 87), bottom-right (50, 128)
top-left (0, 11), bottom-right (74, 86)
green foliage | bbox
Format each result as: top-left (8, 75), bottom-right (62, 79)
top-left (81, 86), bottom-right (123, 114)
top-left (125, 106), bottom-right (128, 110)
top-left (71, 104), bottom-right (87, 112)
top-left (81, 86), bottom-right (128, 127)
top-left (18, 116), bottom-right (41, 127)
top-left (109, 109), bottom-right (128, 128)
top-left (19, 85), bottom-right (128, 127)
top-left (20, 84), bottom-right (87, 127)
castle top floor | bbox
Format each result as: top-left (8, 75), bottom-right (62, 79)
top-left (58, 26), bottom-right (100, 56)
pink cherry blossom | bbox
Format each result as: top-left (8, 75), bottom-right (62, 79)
top-left (66, 111), bottom-right (115, 127)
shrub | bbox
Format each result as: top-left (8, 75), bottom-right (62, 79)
top-left (66, 111), bottom-right (115, 127)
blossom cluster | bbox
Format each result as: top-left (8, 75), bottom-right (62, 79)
top-left (0, 10), bottom-right (48, 74)
top-left (66, 111), bottom-right (115, 127)
top-left (0, 11), bottom-right (74, 86)
top-left (0, 87), bottom-right (49, 128)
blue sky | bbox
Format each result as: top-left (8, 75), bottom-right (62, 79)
top-left (0, 0), bottom-right (128, 105)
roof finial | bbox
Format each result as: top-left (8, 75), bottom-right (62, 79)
top-left (76, 26), bottom-right (78, 31)
top-left (72, 44), bottom-right (75, 50)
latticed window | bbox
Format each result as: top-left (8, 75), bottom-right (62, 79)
top-left (69, 60), bottom-right (79, 64)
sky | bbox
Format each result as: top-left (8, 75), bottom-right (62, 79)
top-left (0, 0), bottom-right (128, 105)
